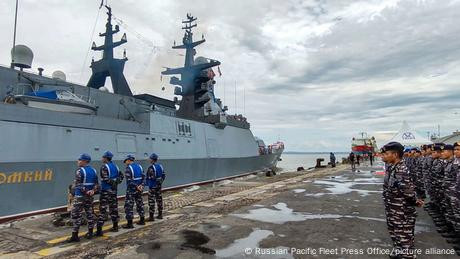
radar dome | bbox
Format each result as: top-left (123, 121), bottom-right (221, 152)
top-left (99, 86), bottom-right (109, 92)
top-left (52, 70), bottom-right (66, 81)
top-left (194, 56), bottom-right (209, 65)
top-left (11, 45), bottom-right (34, 69)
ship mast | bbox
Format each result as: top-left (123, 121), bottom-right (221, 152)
top-left (161, 14), bottom-right (221, 119)
top-left (86, 5), bottom-right (132, 96)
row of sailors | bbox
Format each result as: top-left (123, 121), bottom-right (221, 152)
top-left (67, 152), bottom-right (166, 243)
top-left (381, 142), bottom-right (460, 259)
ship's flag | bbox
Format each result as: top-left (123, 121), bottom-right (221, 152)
top-left (218, 66), bottom-right (222, 77)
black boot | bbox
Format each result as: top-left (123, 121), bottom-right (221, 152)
top-left (85, 228), bottom-right (93, 239)
top-left (148, 212), bottom-right (155, 222)
top-left (110, 222), bottom-right (119, 232)
top-left (66, 232), bottom-right (80, 243)
top-left (123, 220), bottom-right (134, 229)
top-left (137, 216), bottom-right (145, 225)
top-left (95, 225), bottom-right (103, 237)
top-left (157, 212), bottom-right (163, 220)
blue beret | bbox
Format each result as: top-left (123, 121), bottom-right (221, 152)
top-left (123, 154), bottom-right (135, 163)
top-left (149, 153), bottom-right (158, 160)
top-left (382, 142), bottom-right (404, 153)
top-left (78, 153), bottom-right (91, 162)
top-left (103, 151), bottom-right (113, 159)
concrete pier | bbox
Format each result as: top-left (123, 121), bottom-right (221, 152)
top-left (0, 162), bottom-right (457, 258)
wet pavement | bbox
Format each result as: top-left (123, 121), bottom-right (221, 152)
top-left (0, 162), bottom-right (458, 258)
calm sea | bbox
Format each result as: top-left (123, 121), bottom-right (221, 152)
top-left (277, 152), bottom-right (349, 172)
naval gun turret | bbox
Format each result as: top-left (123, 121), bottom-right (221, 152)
top-left (162, 14), bottom-right (235, 127)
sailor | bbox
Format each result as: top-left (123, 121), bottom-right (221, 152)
top-left (123, 155), bottom-right (145, 228)
top-left (67, 153), bottom-right (99, 243)
top-left (146, 153), bottom-right (166, 221)
top-left (428, 144), bottom-right (446, 230)
top-left (412, 149), bottom-right (426, 205)
top-left (422, 144), bottom-right (434, 210)
top-left (439, 144), bottom-right (457, 239)
top-left (451, 142), bottom-right (460, 254)
top-left (96, 151), bottom-right (123, 236)
top-left (381, 141), bottom-right (418, 259)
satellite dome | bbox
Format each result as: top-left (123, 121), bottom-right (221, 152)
top-left (52, 70), bottom-right (66, 81)
top-left (99, 86), bottom-right (109, 92)
top-left (194, 56), bottom-right (209, 65)
top-left (11, 45), bottom-right (34, 69)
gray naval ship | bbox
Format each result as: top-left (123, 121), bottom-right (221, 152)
top-left (0, 5), bottom-right (283, 220)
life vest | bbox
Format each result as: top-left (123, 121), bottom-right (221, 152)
top-left (127, 163), bottom-right (143, 186)
top-left (75, 166), bottom-right (98, 197)
top-left (147, 163), bottom-right (164, 189)
top-left (101, 162), bottom-right (120, 191)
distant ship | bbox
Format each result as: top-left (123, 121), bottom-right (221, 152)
top-left (351, 132), bottom-right (377, 154)
top-left (0, 4), bottom-right (283, 220)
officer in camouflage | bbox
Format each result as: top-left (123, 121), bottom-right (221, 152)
top-left (146, 153), bottom-right (166, 221)
top-left (412, 148), bottom-right (426, 203)
top-left (67, 153), bottom-right (99, 243)
top-left (123, 155), bottom-right (145, 228)
top-left (96, 151), bottom-right (123, 236)
top-left (382, 142), bottom-right (420, 259)
top-left (422, 144), bottom-right (434, 210)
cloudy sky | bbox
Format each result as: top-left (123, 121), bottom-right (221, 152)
top-left (1, 0), bottom-right (460, 152)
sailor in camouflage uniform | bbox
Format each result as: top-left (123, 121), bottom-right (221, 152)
top-left (96, 151), bottom-right (123, 236)
top-left (123, 155), bottom-right (145, 228)
top-left (67, 153), bottom-right (99, 243)
top-left (451, 142), bottom-right (460, 254)
top-left (146, 153), bottom-right (166, 221)
top-left (382, 142), bottom-right (420, 259)
top-left (412, 149), bottom-right (426, 203)
top-left (438, 144), bottom-right (457, 239)
top-left (427, 144), bottom-right (444, 219)
top-left (422, 145), bottom-right (434, 210)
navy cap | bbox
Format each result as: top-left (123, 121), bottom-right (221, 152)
top-left (123, 154), bottom-right (135, 163)
top-left (78, 153), bottom-right (91, 162)
top-left (149, 153), bottom-right (158, 160)
top-left (443, 144), bottom-right (454, 151)
top-left (382, 142), bottom-right (404, 153)
top-left (102, 151), bottom-right (113, 159)
top-left (432, 143), bottom-right (444, 151)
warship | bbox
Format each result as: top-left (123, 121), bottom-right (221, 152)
top-left (0, 4), bottom-right (283, 220)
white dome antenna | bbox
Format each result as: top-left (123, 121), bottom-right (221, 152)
top-left (52, 70), bottom-right (66, 81)
top-left (11, 45), bottom-right (34, 69)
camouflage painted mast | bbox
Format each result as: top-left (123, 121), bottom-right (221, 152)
top-left (0, 5), bottom-right (283, 219)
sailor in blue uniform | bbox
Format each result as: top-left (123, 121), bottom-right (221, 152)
top-left (123, 155), bottom-right (145, 228)
top-left (96, 151), bottom-right (123, 236)
top-left (146, 153), bottom-right (166, 221)
top-left (68, 153), bottom-right (99, 242)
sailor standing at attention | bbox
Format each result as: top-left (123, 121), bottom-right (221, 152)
top-left (96, 151), bottom-right (123, 236)
top-left (67, 153), bottom-right (99, 243)
top-left (123, 155), bottom-right (145, 228)
top-left (146, 153), bottom-right (166, 221)
top-left (381, 142), bottom-right (419, 259)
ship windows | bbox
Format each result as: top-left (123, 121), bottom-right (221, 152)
top-left (177, 121), bottom-right (192, 137)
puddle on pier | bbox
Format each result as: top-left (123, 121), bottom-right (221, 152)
top-left (232, 203), bottom-right (387, 224)
top-left (304, 173), bottom-right (383, 197)
top-left (180, 229), bottom-right (216, 255)
top-left (292, 189), bottom-right (306, 193)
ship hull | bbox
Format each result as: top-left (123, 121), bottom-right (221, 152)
top-left (0, 153), bottom-right (280, 218)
